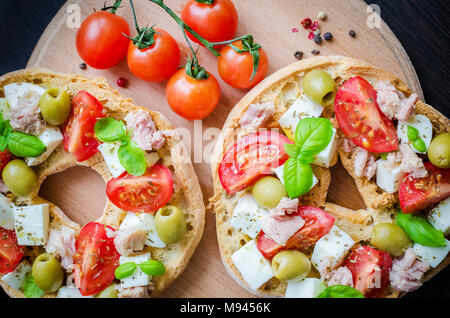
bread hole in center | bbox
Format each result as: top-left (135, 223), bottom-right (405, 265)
top-left (39, 166), bottom-right (107, 226)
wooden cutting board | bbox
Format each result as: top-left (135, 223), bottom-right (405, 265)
top-left (27, 0), bottom-right (423, 297)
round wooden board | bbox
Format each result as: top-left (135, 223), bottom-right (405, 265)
top-left (27, 0), bottom-right (423, 297)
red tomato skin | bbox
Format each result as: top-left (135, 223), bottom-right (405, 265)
top-left (127, 29), bottom-right (180, 82)
top-left (106, 164), bottom-right (173, 213)
top-left (0, 228), bottom-right (24, 274)
top-left (0, 150), bottom-right (12, 173)
top-left (218, 41), bottom-right (269, 89)
top-left (181, 0), bottom-right (238, 46)
top-left (76, 11), bottom-right (130, 69)
top-left (63, 91), bottom-right (105, 162)
top-left (219, 131), bottom-right (292, 195)
top-left (334, 76), bottom-right (398, 153)
top-left (399, 162), bottom-right (450, 214)
top-left (73, 222), bottom-right (120, 296)
top-left (344, 246), bottom-right (392, 298)
top-left (166, 68), bottom-right (221, 120)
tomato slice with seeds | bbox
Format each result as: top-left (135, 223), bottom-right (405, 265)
top-left (334, 76), bottom-right (398, 153)
top-left (73, 222), bottom-right (120, 296)
top-left (63, 90), bottom-right (105, 162)
top-left (0, 228), bottom-right (24, 274)
top-left (218, 131), bottom-right (293, 195)
top-left (106, 164), bottom-right (173, 213)
top-left (0, 150), bottom-right (12, 173)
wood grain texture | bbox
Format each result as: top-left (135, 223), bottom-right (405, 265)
top-left (27, 0), bottom-right (423, 297)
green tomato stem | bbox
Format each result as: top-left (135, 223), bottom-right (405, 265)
top-left (102, 0), bottom-right (123, 14)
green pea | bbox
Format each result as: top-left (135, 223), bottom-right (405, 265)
top-left (2, 159), bottom-right (37, 197)
top-left (303, 70), bottom-right (337, 106)
top-left (115, 262), bottom-right (137, 279)
top-left (39, 88), bottom-right (71, 125)
top-left (31, 253), bottom-right (64, 293)
top-left (139, 260), bottom-right (166, 276)
top-left (413, 138), bottom-right (426, 153)
top-left (95, 283), bottom-right (119, 298)
top-left (155, 205), bottom-right (186, 245)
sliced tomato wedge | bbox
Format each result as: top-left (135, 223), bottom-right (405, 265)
top-left (218, 131), bottom-right (293, 194)
top-left (344, 246), bottom-right (392, 298)
top-left (73, 222), bottom-right (120, 296)
top-left (399, 162), bottom-right (450, 214)
top-left (63, 90), bottom-right (105, 162)
top-left (334, 76), bottom-right (398, 153)
top-left (256, 206), bottom-right (335, 259)
top-left (0, 228), bottom-right (24, 273)
top-left (106, 164), bottom-right (173, 213)
top-left (0, 150), bottom-right (12, 173)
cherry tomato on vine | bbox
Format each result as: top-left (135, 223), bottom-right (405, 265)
top-left (76, 6), bottom-right (130, 69)
top-left (181, 0), bottom-right (238, 47)
top-left (218, 40), bottom-right (269, 89)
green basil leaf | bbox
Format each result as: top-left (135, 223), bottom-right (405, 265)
top-left (283, 157), bottom-right (313, 198)
top-left (295, 117), bottom-right (333, 155)
top-left (397, 211), bottom-right (446, 247)
top-left (118, 140), bottom-right (147, 176)
top-left (284, 143), bottom-right (299, 158)
top-left (413, 138), bottom-right (426, 153)
top-left (317, 285), bottom-right (365, 298)
top-left (115, 262), bottom-right (137, 279)
top-left (139, 260), bottom-right (166, 276)
top-left (94, 117), bottom-right (127, 142)
top-left (298, 150), bottom-right (314, 164)
top-left (379, 152), bottom-right (388, 160)
top-left (7, 132), bottom-right (46, 157)
top-left (23, 274), bottom-right (44, 298)
top-left (0, 136), bottom-right (7, 151)
top-left (407, 125), bottom-right (419, 141)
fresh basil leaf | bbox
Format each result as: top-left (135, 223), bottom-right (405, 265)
top-left (413, 138), bottom-right (426, 153)
top-left (23, 274), bottom-right (44, 298)
top-left (407, 125), bottom-right (419, 141)
top-left (0, 136), bottom-right (7, 151)
top-left (118, 139), bottom-right (147, 176)
top-left (94, 117), bottom-right (127, 142)
top-left (139, 260), bottom-right (166, 276)
top-left (284, 143), bottom-right (299, 158)
top-left (379, 152), bottom-right (388, 160)
top-left (295, 117), bottom-right (333, 155)
top-left (115, 262), bottom-right (137, 279)
top-left (298, 150), bottom-right (314, 164)
top-left (283, 157), bottom-right (313, 198)
top-left (397, 211), bottom-right (446, 247)
top-left (317, 285), bottom-right (364, 298)
top-left (7, 132), bottom-right (46, 157)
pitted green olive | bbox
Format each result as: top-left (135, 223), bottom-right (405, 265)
top-left (428, 133), bottom-right (450, 168)
top-left (39, 88), bottom-right (71, 125)
top-left (2, 159), bottom-right (38, 197)
top-left (32, 253), bottom-right (64, 293)
top-left (272, 250), bottom-right (311, 281)
top-left (371, 223), bottom-right (412, 257)
top-left (95, 283), bottom-right (119, 298)
top-left (303, 70), bottom-right (337, 106)
top-left (155, 205), bottom-right (186, 244)
top-left (252, 176), bottom-right (287, 209)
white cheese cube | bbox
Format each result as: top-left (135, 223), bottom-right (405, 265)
top-left (57, 286), bottom-right (93, 298)
top-left (285, 278), bottom-right (325, 298)
top-left (14, 204), bottom-right (49, 246)
top-left (231, 194), bottom-right (269, 238)
top-left (311, 226), bottom-right (355, 272)
top-left (4, 82), bottom-right (45, 109)
top-left (428, 198), bottom-right (450, 236)
top-left (119, 212), bottom-right (166, 248)
top-left (119, 252), bottom-right (152, 288)
top-left (0, 193), bottom-right (15, 230)
top-left (0, 98), bottom-right (10, 120)
top-left (26, 126), bottom-right (63, 166)
top-left (376, 159), bottom-right (405, 194)
top-left (231, 240), bottom-right (273, 290)
top-left (397, 114), bottom-right (433, 154)
top-left (278, 94), bottom-right (324, 139)
top-left (413, 239), bottom-right (450, 268)
top-left (98, 142), bottom-right (126, 178)
top-left (0, 261), bottom-right (31, 291)
top-left (313, 128), bottom-right (337, 168)
top-left (275, 163), bottom-right (318, 191)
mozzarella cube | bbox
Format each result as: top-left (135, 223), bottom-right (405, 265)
top-left (231, 194), bottom-right (269, 238)
top-left (278, 94), bottom-right (324, 140)
top-left (275, 163), bottom-right (318, 191)
top-left (285, 278), bottom-right (325, 298)
top-left (57, 286), bottom-right (93, 298)
top-left (14, 204), bottom-right (49, 246)
top-left (311, 226), bottom-right (355, 272)
top-left (397, 114), bottom-right (433, 154)
top-left (26, 126), bottom-right (63, 166)
top-left (413, 240), bottom-right (450, 268)
top-left (0, 193), bottom-right (15, 230)
top-left (119, 252), bottom-right (152, 288)
top-left (0, 98), bottom-right (10, 120)
top-left (119, 212), bottom-right (166, 248)
top-left (428, 198), bottom-right (450, 236)
top-left (231, 240), bottom-right (273, 290)
top-left (4, 82), bottom-right (45, 109)
top-left (376, 159), bottom-right (405, 194)
top-left (98, 142), bottom-right (126, 178)
top-left (0, 261), bottom-right (31, 291)
top-left (313, 128), bottom-right (337, 168)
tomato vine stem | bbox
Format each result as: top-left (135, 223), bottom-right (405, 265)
top-left (125, 0), bottom-right (159, 49)
top-left (101, 0), bottom-right (123, 14)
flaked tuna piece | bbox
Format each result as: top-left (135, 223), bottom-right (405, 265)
top-left (9, 90), bottom-right (45, 135)
top-left (327, 266), bottom-right (354, 287)
top-left (270, 197), bottom-right (299, 216)
top-left (399, 143), bottom-right (427, 179)
top-left (45, 226), bottom-right (76, 271)
top-left (389, 248), bottom-right (430, 292)
top-left (375, 81), bottom-right (418, 122)
top-left (113, 227), bottom-right (146, 256)
top-left (0, 180), bottom-right (8, 194)
top-left (239, 102), bottom-right (275, 131)
top-left (125, 109), bottom-right (165, 151)
top-left (353, 147), bottom-right (377, 180)
top-left (116, 284), bottom-right (154, 298)
top-left (364, 155), bottom-right (377, 180)
top-left (342, 138), bottom-right (356, 153)
top-left (260, 213), bottom-right (305, 246)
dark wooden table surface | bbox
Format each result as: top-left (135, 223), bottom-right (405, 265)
top-left (0, 0), bottom-right (448, 298)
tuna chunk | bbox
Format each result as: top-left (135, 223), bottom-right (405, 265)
top-left (125, 110), bottom-right (165, 151)
top-left (342, 138), bottom-right (356, 153)
top-left (270, 197), bottom-right (299, 216)
top-left (9, 90), bottom-right (45, 135)
top-left (114, 227), bottom-right (147, 256)
top-left (399, 143), bottom-right (427, 178)
top-left (327, 266), bottom-right (354, 287)
top-left (45, 226), bottom-right (77, 271)
top-left (376, 81), bottom-right (418, 122)
top-left (353, 147), bottom-right (377, 180)
top-left (116, 284), bottom-right (154, 298)
top-left (239, 102), bottom-right (275, 131)
top-left (260, 213), bottom-right (305, 246)
top-left (389, 248), bottom-right (430, 292)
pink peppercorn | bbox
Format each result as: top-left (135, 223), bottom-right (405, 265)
top-left (292, 27), bottom-right (299, 33)
top-left (301, 18), bottom-right (312, 28)
top-left (310, 21), bottom-right (319, 31)
top-left (117, 77), bottom-right (127, 87)
top-left (308, 32), bottom-right (315, 40)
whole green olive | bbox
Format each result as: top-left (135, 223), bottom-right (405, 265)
top-left (303, 70), bottom-right (337, 106)
top-left (428, 133), bottom-right (450, 168)
top-left (252, 176), bottom-right (287, 209)
top-left (272, 250), bottom-right (311, 281)
top-left (155, 205), bottom-right (186, 244)
top-left (32, 253), bottom-right (64, 293)
top-left (371, 223), bottom-right (412, 257)
top-left (39, 88), bottom-right (71, 125)
top-left (95, 283), bottom-right (119, 298)
top-left (2, 159), bottom-right (38, 197)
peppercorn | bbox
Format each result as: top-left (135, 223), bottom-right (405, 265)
top-left (117, 77), bottom-right (127, 87)
top-left (294, 51), bottom-right (303, 60)
top-left (317, 11), bottom-right (326, 20)
top-left (79, 63), bottom-right (87, 70)
top-left (323, 32), bottom-right (333, 41)
top-left (313, 35), bottom-right (322, 44)
top-left (301, 18), bottom-right (312, 29)
top-left (311, 49), bottom-right (320, 55)
top-left (349, 29), bottom-right (356, 37)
